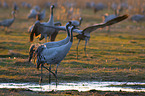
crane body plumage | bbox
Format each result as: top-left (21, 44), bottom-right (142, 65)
top-left (70, 17), bottom-right (83, 27)
top-left (0, 18), bottom-right (15, 27)
top-left (0, 11), bottom-right (15, 32)
top-left (130, 14), bottom-right (145, 22)
top-left (36, 42), bottom-right (72, 69)
top-left (27, 9), bottom-right (38, 19)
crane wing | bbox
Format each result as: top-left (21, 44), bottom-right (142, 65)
top-left (82, 14), bottom-right (129, 36)
top-left (30, 21), bottom-right (43, 42)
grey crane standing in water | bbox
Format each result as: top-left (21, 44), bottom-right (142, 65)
top-left (47, 14), bottom-right (128, 59)
top-left (29, 21), bottom-right (73, 83)
top-left (29, 21), bottom-right (75, 86)
top-left (0, 11), bottom-right (16, 32)
top-left (29, 5), bottom-right (60, 42)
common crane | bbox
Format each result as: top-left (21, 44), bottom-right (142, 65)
top-left (71, 17), bottom-right (83, 27)
top-left (38, 9), bottom-right (46, 21)
top-left (3, 1), bottom-right (8, 8)
top-left (130, 14), bottom-right (145, 22)
top-left (27, 8), bottom-right (38, 19)
top-left (103, 9), bottom-right (120, 34)
top-left (93, 3), bottom-right (107, 13)
top-left (30, 5), bottom-right (58, 42)
top-left (74, 14), bottom-right (128, 59)
top-left (29, 20), bottom-right (61, 42)
top-left (0, 11), bottom-right (16, 32)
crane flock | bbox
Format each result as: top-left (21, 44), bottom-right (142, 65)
top-left (0, 2), bottom-right (130, 86)
top-left (27, 5), bottom-right (129, 85)
top-left (28, 4), bottom-right (128, 85)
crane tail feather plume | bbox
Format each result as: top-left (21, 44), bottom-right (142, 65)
top-left (28, 44), bottom-right (36, 62)
top-left (34, 45), bottom-right (46, 70)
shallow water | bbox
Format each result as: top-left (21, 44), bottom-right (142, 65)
top-left (0, 81), bottom-right (145, 92)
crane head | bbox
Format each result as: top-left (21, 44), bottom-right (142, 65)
top-left (51, 5), bottom-right (55, 9)
top-left (79, 17), bottom-right (83, 21)
top-left (11, 11), bottom-right (16, 15)
top-left (66, 21), bottom-right (72, 27)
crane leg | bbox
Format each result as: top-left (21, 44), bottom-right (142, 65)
top-left (76, 39), bottom-right (81, 59)
top-left (49, 64), bottom-right (51, 84)
top-left (55, 64), bottom-right (59, 86)
top-left (44, 35), bottom-right (47, 42)
top-left (39, 64), bottom-right (43, 85)
top-left (43, 65), bottom-right (57, 83)
top-left (107, 26), bottom-right (110, 35)
top-left (50, 31), bottom-right (58, 41)
top-left (5, 27), bottom-right (8, 33)
top-left (84, 40), bottom-right (88, 56)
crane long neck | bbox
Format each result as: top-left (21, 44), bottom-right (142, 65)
top-left (70, 27), bottom-right (73, 42)
top-left (12, 13), bottom-right (15, 19)
top-left (13, 14), bottom-right (15, 19)
top-left (67, 26), bottom-right (70, 37)
top-left (115, 9), bottom-right (119, 16)
top-left (79, 19), bottom-right (82, 26)
top-left (66, 25), bottom-right (70, 37)
top-left (48, 7), bottom-right (54, 23)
